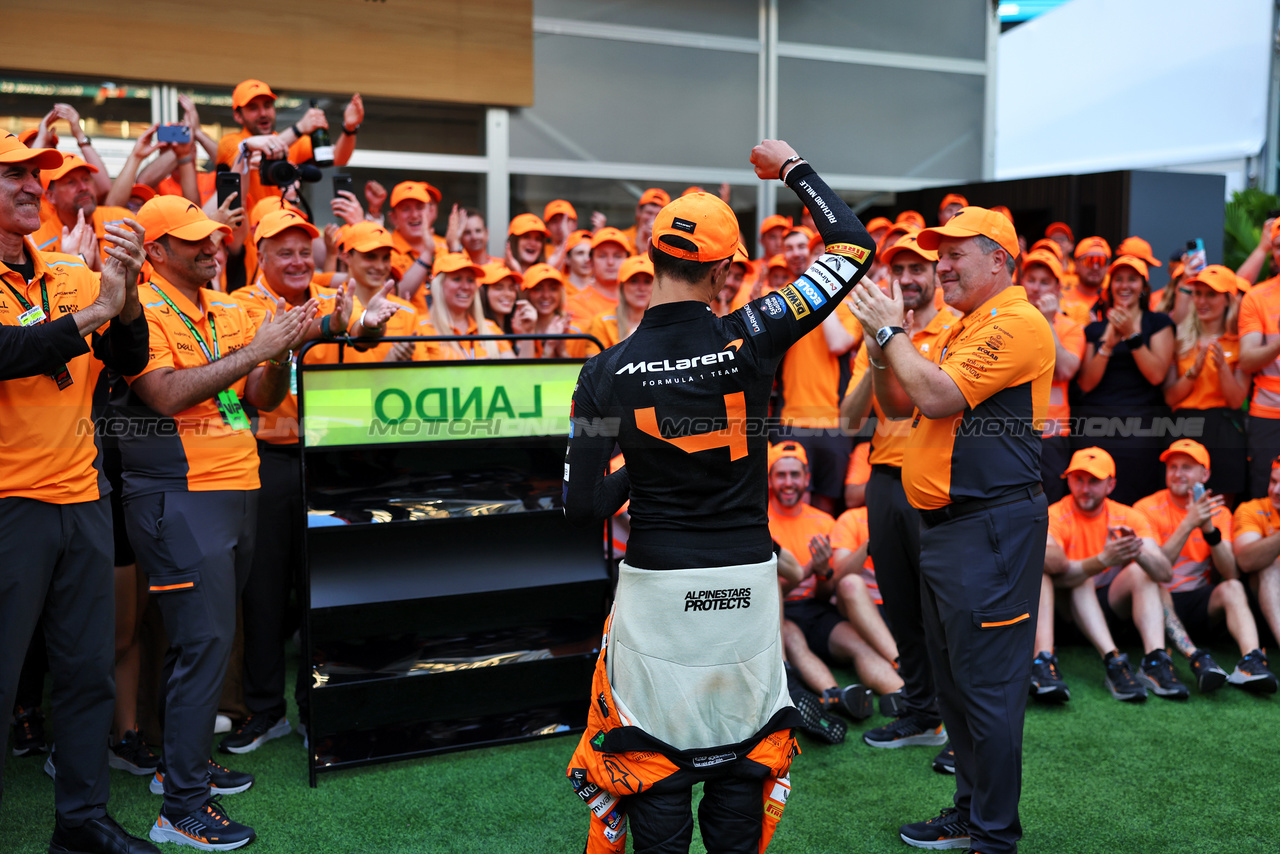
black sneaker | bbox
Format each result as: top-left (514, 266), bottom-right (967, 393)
top-left (217, 713), bottom-right (290, 754)
top-left (10, 704), bottom-right (47, 756)
top-left (821, 684), bottom-right (873, 721)
top-left (878, 690), bottom-right (906, 718)
top-left (1189, 648), bottom-right (1228, 693)
top-left (1104, 652), bottom-right (1148, 702)
top-left (932, 742), bottom-right (956, 775)
top-left (49, 812), bottom-right (160, 854)
top-left (791, 689), bottom-right (847, 745)
top-left (1228, 648), bottom-right (1279, 694)
top-left (862, 713), bottom-right (947, 748)
top-left (150, 759), bottom-right (255, 796)
top-left (110, 729), bottom-right (161, 775)
top-left (1029, 651), bottom-right (1071, 702)
top-left (150, 796), bottom-right (256, 851)
top-left (899, 807), bottom-right (971, 850)
top-left (1138, 649), bottom-right (1190, 699)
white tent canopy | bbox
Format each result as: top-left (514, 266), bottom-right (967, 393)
top-left (996, 0), bottom-right (1273, 182)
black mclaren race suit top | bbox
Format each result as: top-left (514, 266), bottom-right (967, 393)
top-left (563, 163), bottom-right (876, 569)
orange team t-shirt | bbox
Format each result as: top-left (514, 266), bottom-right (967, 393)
top-left (1057, 286), bottom-right (1099, 328)
top-left (846, 305), bottom-right (962, 469)
top-left (903, 286), bottom-right (1055, 511)
top-left (157, 171), bottom-right (218, 205)
top-left (30, 206), bottom-right (136, 265)
top-left (231, 277), bottom-right (343, 445)
top-left (124, 274), bottom-right (262, 493)
top-left (1133, 488), bottom-right (1232, 592)
top-left (768, 500), bottom-right (835, 602)
top-left (1047, 496), bottom-right (1155, 588)
top-left (1238, 278), bottom-right (1280, 417)
top-left (389, 230), bottom-right (450, 315)
top-left (830, 505), bottom-right (879, 604)
top-left (414, 315), bottom-right (511, 361)
top-left (1233, 496), bottom-right (1280, 542)
top-left (1171, 333), bottom-right (1240, 411)
top-left (0, 245), bottom-right (113, 503)
top-left (778, 301), bottom-right (863, 428)
top-left (583, 312), bottom-right (625, 356)
top-left (568, 286), bottom-right (618, 331)
top-left (844, 441), bottom-right (871, 486)
top-left (1044, 312), bottom-right (1086, 437)
top-left (342, 290), bottom-right (417, 363)
top-left (215, 128), bottom-right (313, 212)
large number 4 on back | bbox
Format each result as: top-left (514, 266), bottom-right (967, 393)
top-left (634, 392), bottom-right (748, 461)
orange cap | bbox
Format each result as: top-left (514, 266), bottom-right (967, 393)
top-left (1021, 249), bottom-right (1063, 282)
top-left (788, 225), bottom-right (817, 245)
top-left (1063, 446), bottom-right (1115, 480)
top-left (508, 213), bottom-right (549, 238)
top-left (342, 220), bottom-right (393, 252)
top-left (1046, 222), bottom-right (1074, 242)
top-left (1269, 219), bottom-right (1280, 244)
top-left (618, 255), bottom-right (655, 283)
top-left (990, 205), bottom-right (1013, 224)
top-left (638, 188), bottom-right (670, 208)
top-left (651, 193), bottom-right (739, 263)
top-left (768, 440), bottom-right (808, 472)
top-left (766, 254), bottom-right (788, 271)
top-left (939, 193), bottom-right (969, 211)
top-left (896, 210), bottom-right (926, 229)
top-left (1029, 238), bottom-right (1065, 261)
top-left (1108, 254), bottom-right (1149, 281)
top-left (759, 214), bottom-right (793, 235)
top-left (590, 227), bottom-right (632, 254)
top-left (1117, 236), bottom-right (1162, 267)
top-left (480, 259), bottom-right (523, 286)
top-left (1074, 236), bottom-right (1112, 259)
top-left (865, 216), bottom-right (893, 234)
top-left (129, 184), bottom-right (157, 203)
top-left (17, 127), bottom-right (57, 148)
top-left (918, 206), bottom-right (1019, 259)
top-left (565, 229), bottom-right (593, 252)
top-left (390, 181), bottom-right (441, 207)
top-left (256, 209), bottom-right (321, 243)
top-left (881, 233), bottom-right (938, 266)
top-left (249, 196), bottom-right (301, 229)
top-left (542, 199), bottom-right (577, 222)
top-left (878, 223), bottom-right (916, 254)
top-left (136, 196), bottom-right (231, 244)
top-left (43, 154), bottom-right (98, 185)
top-left (1185, 264), bottom-right (1238, 295)
top-left (1160, 439), bottom-right (1211, 470)
top-left (232, 79), bottom-right (277, 110)
top-left (334, 222), bottom-right (354, 253)
top-left (732, 241), bottom-right (751, 265)
top-left (0, 132), bottom-right (64, 170)
top-left (520, 262), bottom-right (566, 290)
top-left (682, 186), bottom-right (704, 197)
top-left (433, 252), bottom-right (485, 279)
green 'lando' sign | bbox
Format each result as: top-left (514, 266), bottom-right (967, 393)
top-left (301, 362), bottom-right (579, 448)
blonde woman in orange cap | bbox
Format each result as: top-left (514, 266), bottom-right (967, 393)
top-left (584, 255), bottom-right (654, 353)
top-left (415, 254), bottom-right (511, 360)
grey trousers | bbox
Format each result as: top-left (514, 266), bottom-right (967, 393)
top-left (125, 489), bottom-right (257, 816)
top-left (0, 496), bottom-right (114, 823)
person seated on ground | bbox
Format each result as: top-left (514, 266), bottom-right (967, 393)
top-left (388, 181), bottom-right (448, 310)
top-left (30, 154), bottom-right (134, 269)
top-left (1035, 447), bottom-right (1180, 703)
top-left (1231, 458), bottom-right (1280, 668)
top-left (519, 263), bottom-right (588, 358)
top-left (767, 442), bottom-right (878, 726)
top-left (584, 255), bottom-right (653, 354)
top-left (566, 227), bottom-right (628, 328)
top-left (1134, 440), bottom-right (1277, 694)
top-left (414, 253), bottom-right (511, 360)
top-left (562, 229), bottom-right (593, 296)
top-left (619, 187), bottom-right (668, 256)
top-left (339, 222), bottom-right (418, 363)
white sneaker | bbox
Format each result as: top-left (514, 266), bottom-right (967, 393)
top-left (214, 714), bottom-right (232, 735)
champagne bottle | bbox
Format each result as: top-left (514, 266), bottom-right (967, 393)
top-left (310, 98), bottom-right (334, 168)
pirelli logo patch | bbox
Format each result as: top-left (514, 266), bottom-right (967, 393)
top-left (779, 285), bottom-right (810, 320)
top-left (827, 242), bottom-right (871, 263)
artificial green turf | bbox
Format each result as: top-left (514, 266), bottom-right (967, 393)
top-left (3, 643), bottom-right (1278, 853)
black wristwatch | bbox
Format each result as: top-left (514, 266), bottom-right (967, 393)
top-left (876, 325), bottom-right (907, 348)
top-left (342, 122), bottom-right (361, 135)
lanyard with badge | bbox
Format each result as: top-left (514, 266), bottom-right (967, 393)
top-left (4, 276), bottom-right (73, 389)
top-left (150, 284), bottom-right (251, 430)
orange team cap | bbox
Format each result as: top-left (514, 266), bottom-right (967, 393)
top-left (480, 259), bottom-right (523, 286)
top-left (1117, 236), bottom-right (1161, 267)
top-left (1046, 222), bottom-right (1074, 242)
top-left (639, 188), bottom-right (671, 208)
top-left (1063, 446), bottom-right (1115, 480)
top-left (1074, 236), bottom-right (1111, 259)
top-left (768, 440), bottom-right (808, 472)
top-left (0, 132), bottom-right (64, 170)
top-left (618, 255), bottom-right (654, 283)
top-left (766, 254), bottom-right (788, 272)
top-left (256, 209), bottom-right (321, 242)
top-left (865, 216), bottom-right (893, 234)
top-left (1160, 438), bottom-right (1211, 470)
top-left (1029, 238), bottom-right (1065, 261)
top-left (508, 213), bottom-right (549, 238)
top-left (990, 205), bottom-right (1014, 224)
top-left (249, 196), bottom-right (301, 229)
top-left (939, 193), bottom-right (969, 211)
top-left (881, 233), bottom-right (938, 266)
top-left (682, 186), bottom-right (704, 197)
top-left (565, 229), bottom-right (593, 251)
top-left (917, 206), bottom-right (1019, 259)
top-left (543, 199), bottom-right (577, 222)
top-left (136, 196), bottom-right (231, 244)
top-left (390, 181), bottom-right (441, 207)
top-left (520, 262), bottom-right (566, 290)
top-left (343, 220), bottom-right (394, 252)
top-left (1272, 454), bottom-right (1280, 471)
top-left (651, 192), bottom-right (740, 262)
top-left (896, 210), bottom-right (926, 229)
top-left (732, 241), bottom-right (751, 264)
top-left (1184, 264), bottom-right (1238, 295)
top-left (43, 153), bottom-right (98, 184)
top-left (760, 214), bottom-right (793, 235)
top-left (232, 79), bottom-right (276, 110)
top-left (433, 252), bottom-right (485, 279)
top-left (788, 225), bottom-right (817, 245)
top-left (878, 223), bottom-right (916, 253)
top-left (590, 227), bottom-right (632, 253)
top-left (335, 222), bottom-right (354, 252)
top-left (130, 184), bottom-right (157, 203)
top-left (1021, 249), bottom-right (1063, 282)
top-left (18, 127), bottom-right (57, 148)
top-left (1269, 219), bottom-right (1280, 243)
top-left (1108, 254), bottom-right (1149, 280)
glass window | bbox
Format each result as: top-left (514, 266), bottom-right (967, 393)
top-left (778, 0), bottom-right (988, 61)
top-left (0, 70), bottom-right (151, 143)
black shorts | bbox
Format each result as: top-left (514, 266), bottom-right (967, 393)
top-left (770, 427), bottom-right (851, 499)
top-left (783, 597), bottom-right (843, 661)
top-left (1171, 586), bottom-right (1217, 640)
top-left (1179, 407), bottom-right (1247, 496)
